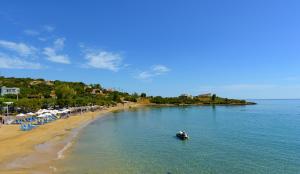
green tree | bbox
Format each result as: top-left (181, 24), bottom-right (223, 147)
top-left (212, 94), bottom-right (216, 101)
top-left (55, 84), bottom-right (76, 107)
top-left (140, 93), bottom-right (147, 98)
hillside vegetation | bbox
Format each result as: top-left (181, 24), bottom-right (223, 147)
top-left (0, 76), bottom-right (137, 113)
top-left (148, 95), bottom-right (254, 105)
top-left (0, 76), bottom-right (254, 114)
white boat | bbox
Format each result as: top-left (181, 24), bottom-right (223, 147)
top-left (176, 131), bottom-right (189, 140)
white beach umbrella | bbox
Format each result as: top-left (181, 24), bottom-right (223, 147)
top-left (59, 109), bottom-right (66, 113)
top-left (37, 114), bottom-right (47, 118)
top-left (36, 109), bottom-right (44, 115)
top-left (49, 110), bottom-right (59, 115)
top-left (16, 113), bottom-right (26, 117)
top-left (27, 112), bottom-right (35, 116)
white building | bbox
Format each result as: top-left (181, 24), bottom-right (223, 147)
top-left (0, 86), bottom-right (20, 96)
top-left (197, 93), bottom-right (212, 97)
top-left (180, 94), bottom-right (193, 99)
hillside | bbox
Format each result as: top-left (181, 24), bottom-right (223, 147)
top-left (0, 76), bottom-right (137, 113)
top-left (148, 94), bottom-right (255, 105)
top-left (0, 76), bottom-right (254, 114)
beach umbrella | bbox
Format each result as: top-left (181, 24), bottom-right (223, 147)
top-left (49, 110), bottom-right (59, 115)
top-left (27, 112), bottom-right (35, 116)
top-left (44, 113), bottom-right (52, 116)
top-left (37, 114), bottom-right (46, 118)
top-left (16, 113), bottom-right (26, 117)
top-left (36, 109), bottom-right (44, 115)
top-left (36, 109), bottom-right (49, 115)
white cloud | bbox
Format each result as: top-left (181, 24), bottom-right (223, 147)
top-left (152, 65), bottom-right (170, 75)
top-left (43, 47), bottom-right (70, 64)
top-left (0, 40), bottom-right (37, 57)
top-left (24, 29), bottom-right (39, 36)
top-left (43, 25), bottom-right (55, 32)
top-left (43, 38), bottom-right (70, 64)
top-left (83, 49), bottom-right (122, 72)
top-left (0, 53), bottom-right (41, 69)
top-left (53, 38), bottom-right (65, 50)
top-left (137, 64), bottom-right (170, 80)
top-left (137, 71), bottom-right (152, 79)
top-left (0, 40), bottom-right (41, 69)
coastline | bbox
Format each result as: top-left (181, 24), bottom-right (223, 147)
top-left (0, 102), bottom-right (142, 174)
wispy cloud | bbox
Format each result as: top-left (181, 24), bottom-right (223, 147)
top-left (38, 37), bottom-right (47, 42)
top-left (136, 65), bottom-right (170, 80)
top-left (152, 65), bottom-right (170, 74)
top-left (43, 25), bottom-right (55, 32)
top-left (0, 26), bottom-right (70, 68)
top-left (43, 38), bottom-right (70, 64)
top-left (24, 25), bottom-right (56, 40)
top-left (82, 47), bottom-right (122, 72)
top-left (0, 39), bottom-right (41, 69)
top-left (0, 40), bottom-right (37, 57)
top-left (43, 48), bottom-right (70, 64)
top-left (0, 53), bottom-right (42, 69)
top-left (53, 38), bottom-right (65, 50)
top-left (24, 29), bottom-right (40, 36)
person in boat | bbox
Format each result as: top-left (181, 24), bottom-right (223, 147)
top-left (176, 131), bottom-right (188, 140)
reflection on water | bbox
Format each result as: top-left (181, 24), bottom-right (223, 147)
top-left (58, 100), bottom-right (300, 174)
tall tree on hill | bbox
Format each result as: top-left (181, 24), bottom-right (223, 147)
top-left (55, 84), bottom-right (76, 106)
top-left (140, 93), bottom-right (147, 98)
top-left (212, 94), bottom-right (216, 102)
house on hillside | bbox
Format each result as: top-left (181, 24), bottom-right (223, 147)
top-left (50, 90), bottom-right (57, 99)
top-left (0, 86), bottom-right (20, 96)
top-left (197, 93), bottom-right (212, 98)
top-left (91, 89), bottom-right (103, 95)
top-left (180, 94), bottom-right (193, 99)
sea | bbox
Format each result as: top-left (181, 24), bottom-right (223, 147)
top-left (57, 100), bottom-right (300, 174)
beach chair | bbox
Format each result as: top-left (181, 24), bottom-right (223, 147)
top-left (37, 120), bottom-right (42, 125)
top-left (27, 123), bottom-right (32, 130)
top-left (20, 124), bottom-right (28, 131)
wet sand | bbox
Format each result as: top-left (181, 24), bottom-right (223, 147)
top-left (0, 102), bottom-right (141, 174)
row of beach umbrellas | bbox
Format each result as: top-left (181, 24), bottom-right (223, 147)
top-left (16, 109), bottom-right (71, 118)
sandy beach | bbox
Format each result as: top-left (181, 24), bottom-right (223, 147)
top-left (0, 102), bottom-right (142, 174)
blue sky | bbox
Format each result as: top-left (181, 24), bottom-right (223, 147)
top-left (0, 0), bottom-right (300, 99)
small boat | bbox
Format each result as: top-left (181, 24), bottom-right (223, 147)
top-left (176, 131), bottom-right (189, 140)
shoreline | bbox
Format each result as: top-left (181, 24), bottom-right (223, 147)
top-left (0, 102), bottom-right (143, 174)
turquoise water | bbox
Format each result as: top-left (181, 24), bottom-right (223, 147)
top-left (59, 100), bottom-right (300, 174)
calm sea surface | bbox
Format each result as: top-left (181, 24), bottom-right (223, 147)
top-left (58, 100), bottom-right (300, 174)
